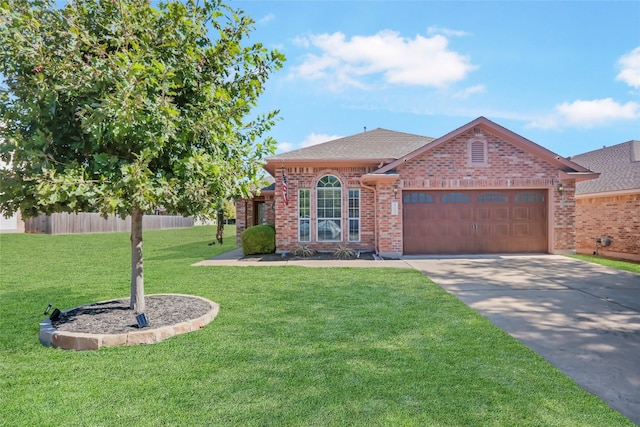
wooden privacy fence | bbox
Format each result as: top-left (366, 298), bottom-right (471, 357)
top-left (25, 212), bottom-right (194, 235)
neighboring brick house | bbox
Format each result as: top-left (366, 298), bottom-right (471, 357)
top-left (570, 141), bottom-right (640, 262)
top-left (237, 116), bottom-right (598, 258)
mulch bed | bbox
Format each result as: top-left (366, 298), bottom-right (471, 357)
top-left (52, 294), bottom-right (212, 335)
top-left (240, 251), bottom-right (378, 262)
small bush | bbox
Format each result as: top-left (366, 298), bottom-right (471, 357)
top-left (334, 244), bottom-right (355, 259)
top-left (241, 225), bottom-right (275, 255)
top-left (293, 244), bottom-right (315, 258)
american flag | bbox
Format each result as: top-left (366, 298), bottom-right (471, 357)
top-left (282, 170), bottom-right (289, 206)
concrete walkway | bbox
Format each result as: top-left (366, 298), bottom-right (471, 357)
top-left (195, 251), bottom-right (640, 424)
top-left (403, 255), bottom-right (640, 425)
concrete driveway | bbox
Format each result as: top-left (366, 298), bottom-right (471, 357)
top-left (403, 255), bottom-right (640, 425)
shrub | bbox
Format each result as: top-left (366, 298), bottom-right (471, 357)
top-left (334, 244), bottom-right (355, 259)
top-left (293, 244), bottom-right (315, 258)
top-left (241, 225), bottom-right (275, 255)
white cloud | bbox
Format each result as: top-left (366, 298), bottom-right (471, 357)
top-left (300, 133), bottom-right (343, 148)
top-left (276, 133), bottom-right (343, 153)
top-left (427, 26), bottom-right (469, 38)
top-left (258, 13), bottom-right (275, 25)
top-left (292, 36), bottom-right (310, 49)
top-left (528, 98), bottom-right (640, 129)
top-left (277, 141), bottom-right (294, 152)
top-left (453, 84), bottom-right (486, 99)
top-left (616, 46), bottom-right (640, 88)
top-left (290, 30), bottom-right (476, 90)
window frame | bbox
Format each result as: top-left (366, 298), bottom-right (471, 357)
top-left (298, 188), bottom-right (311, 242)
top-left (316, 175), bottom-right (342, 242)
top-left (348, 188), bottom-right (360, 242)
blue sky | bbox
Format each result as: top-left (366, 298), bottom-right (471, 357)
top-left (235, 0), bottom-right (640, 158)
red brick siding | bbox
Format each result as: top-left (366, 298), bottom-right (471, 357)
top-left (576, 193), bottom-right (640, 261)
top-left (235, 198), bottom-right (246, 245)
top-left (274, 167), bottom-right (377, 253)
top-left (552, 182), bottom-right (577, 254)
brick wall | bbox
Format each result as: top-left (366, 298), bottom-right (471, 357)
top-left (235, 198), bottom-right (248, 246)
top-left (576, 192), bottom-right (640, 262)
top-left (552, 182), bottom-right (577, 253)
top-left (273, 166), bottom-right (377, 253)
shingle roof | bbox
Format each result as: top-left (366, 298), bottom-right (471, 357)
top-left (267, 128), bottom-right (435, 161)
top-left (571, 140), bottom-right (640, 194)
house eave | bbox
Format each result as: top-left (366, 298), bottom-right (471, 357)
top-left (559, 171), bottom-right (600, 182)
top-left (361, 173), bottom-right (400, 186)
top-left (264, 158), bottom-right (393, 176)
top-left (575, 188), bottom-right (640, 199)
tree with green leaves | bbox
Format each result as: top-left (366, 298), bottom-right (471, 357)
top-left (0, 0), bottom-right (284, 312)
top-left (222, 199), bottom-right (236, 222)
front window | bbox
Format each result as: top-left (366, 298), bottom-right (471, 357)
top-left (348, 188), bottom-right (360, 242)
top-left (316, 175), bottom-right (342, 241)
top-left (255, 202), bottom-right (266, 225)
top-left (298, 189), bottom-right (311, 242)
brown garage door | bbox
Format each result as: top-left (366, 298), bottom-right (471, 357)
top-left (403, 190), bottom-right (547, 254)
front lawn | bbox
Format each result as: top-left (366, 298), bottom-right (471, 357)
top-left (0, 227), bottom-right (632, 426)
top-left (568, 254), bottom-right (640, 274)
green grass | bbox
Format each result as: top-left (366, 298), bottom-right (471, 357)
top-left (568, 254), bottom-right (640, 274)
top-left (0, 227), bottom-right (633, 426)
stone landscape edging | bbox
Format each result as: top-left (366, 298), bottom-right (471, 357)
top-left (39, 293), bottom-right (219, 351)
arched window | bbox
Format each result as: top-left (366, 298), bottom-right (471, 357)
top-left (316, 175), bottom-right (342, 241)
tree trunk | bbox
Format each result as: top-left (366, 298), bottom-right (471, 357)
top-left (216, 208), bottom-right (224, 244)
top-left (130, 207), bottom-right (145, 312)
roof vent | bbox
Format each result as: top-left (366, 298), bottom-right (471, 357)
top-left (473, 127), bottom-right (481, 135)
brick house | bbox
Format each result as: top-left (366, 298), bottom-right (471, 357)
top-left (236, 116), bottom-right (598, 258)
top-left (571, 141), bottom-right (640, 262)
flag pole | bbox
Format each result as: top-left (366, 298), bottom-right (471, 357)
top-left (281, 163), bottom-right (289, 207)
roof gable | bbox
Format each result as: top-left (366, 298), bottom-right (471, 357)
top-left (376, 116), bottom-right (591, 174)
top-left (571, 140), bottom-right (640, 194)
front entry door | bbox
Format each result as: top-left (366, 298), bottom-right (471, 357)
top-left (254, 201), bottom-right (266, 226)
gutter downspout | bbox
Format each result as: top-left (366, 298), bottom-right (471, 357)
top-left (360, 180), bottom-right (378, 254)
